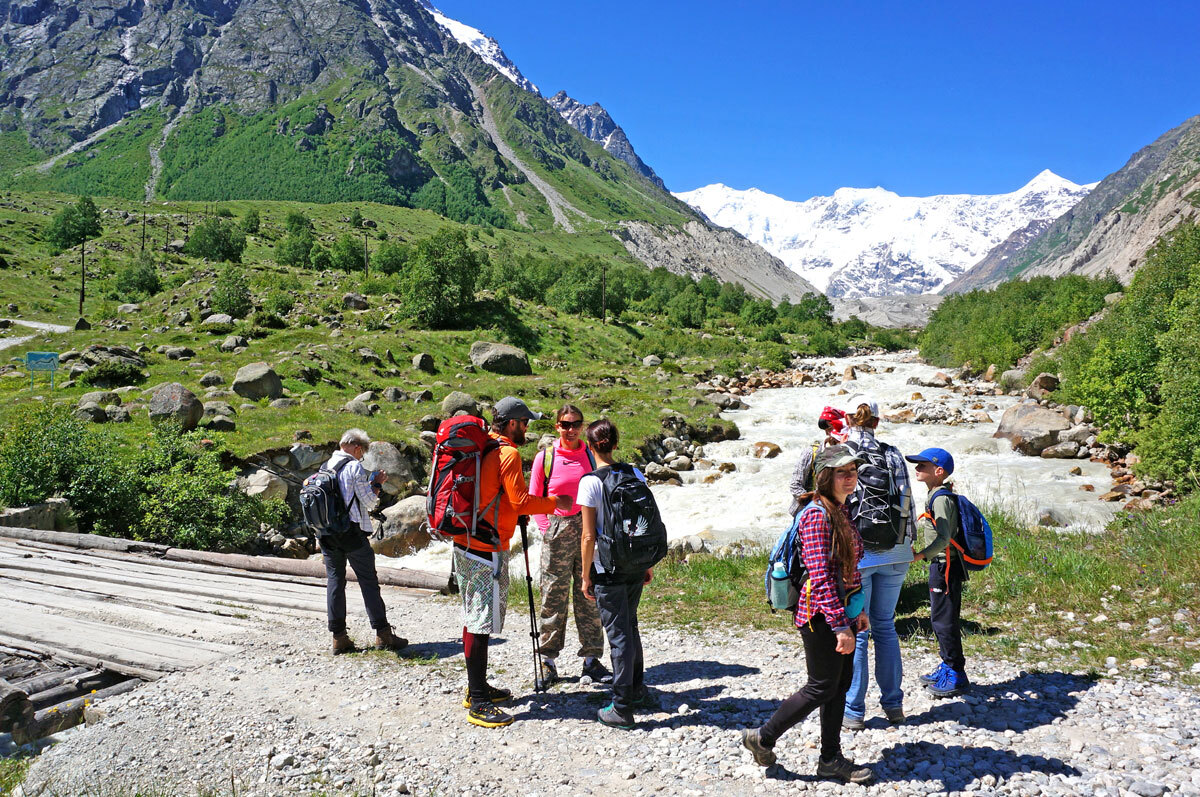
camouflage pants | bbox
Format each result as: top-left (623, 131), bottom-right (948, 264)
top-left (538, 514), bottom-right (604, 659)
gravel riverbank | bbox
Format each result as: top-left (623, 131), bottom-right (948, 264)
top-left (15, 590), bottom-right (1200, 797)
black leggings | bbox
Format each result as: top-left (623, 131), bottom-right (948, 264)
top-left (759, 614), bottom-right (854, 760)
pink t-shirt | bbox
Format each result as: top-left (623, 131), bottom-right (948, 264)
top-left (529, 442), bottom-right (595, 533)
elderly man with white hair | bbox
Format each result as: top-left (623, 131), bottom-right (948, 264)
top-left (321, 428), bottom-right (407, 654)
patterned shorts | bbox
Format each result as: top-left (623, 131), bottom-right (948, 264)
top-left (454, 546), bottom-right (509, 635)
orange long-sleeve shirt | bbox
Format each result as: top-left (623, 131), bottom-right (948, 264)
top-left (468, 432), bottom-right (557, 553)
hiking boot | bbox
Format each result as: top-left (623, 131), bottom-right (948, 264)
top-left (534, 658), bottom-right (559, 691)
top-left (374, 626), bottom-right (408, 652)
top-left (927, 668), bottom-right (970, 698)
top-left (740, 728), bottom-right (777, 767)
top-left (630, 687), bottom-right (662, 711)
top-left (331, 633), bottom-right (355, 655)
top-left (466, 701), bottom-right (514, 728)
top-left (816, 755), bottom-right (874, 785)
top-left (596, 703), bottom-right (635, 729)
top-left (461, 684), bottom-right (513, 709)
top-left (842, 713), bottom-right (866, 731)
top-left (884, 706), bottom-right (906, 725)
top-left (581, 658), bottom-right (613, 684)
top-left (919, 662), bottom-right (950, 685)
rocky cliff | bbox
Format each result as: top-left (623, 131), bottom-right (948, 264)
top-left (948, 115), bottom-right (1200, 292)
top-left (547, 91), bottom-right (665, 189)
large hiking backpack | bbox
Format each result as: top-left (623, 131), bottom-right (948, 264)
top-left (928, 488), bottom-right (994, 573)
top-left (426, 416), bottom-right (502, 547)
top-left (845, 439), bottom-right (908, 550)
top-left (538, 443), bottom-right (597, 497)
top-left (594, 464), bottom-right (668, 577)
top-left (299, 456), bottom-right (359, 538)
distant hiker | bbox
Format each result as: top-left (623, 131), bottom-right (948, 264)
top-left (454, 397), bottom-right (570, 728)
top-left (579, 419), bottom-right (668, 729)
top-left (907, 447), bottom-right (972, 698)
top-left (529, 404), bottom-right (609, 688)
top-left (316, 429), bottom-right (407, 655)
top-left (788, 406), bottom-right (849, 515)
top-left (840, 398), bottom-right (915, 730)
top-left (741, 445), bottom-right (874, 785)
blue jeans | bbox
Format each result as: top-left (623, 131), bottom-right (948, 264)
top-left (844, 561), bottom-right (908, 717)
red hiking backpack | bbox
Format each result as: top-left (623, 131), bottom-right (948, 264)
top-left (426, 416), bottom-right (502, 547)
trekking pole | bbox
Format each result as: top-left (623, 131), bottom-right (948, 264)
top-left (518, 516), bottom-right (546, 692)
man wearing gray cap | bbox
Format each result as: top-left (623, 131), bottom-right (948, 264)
top-left (455, 396), bottom-right (571, 728)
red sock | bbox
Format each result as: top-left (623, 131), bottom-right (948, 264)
top-left (463, 627), bottom-right (489, 701)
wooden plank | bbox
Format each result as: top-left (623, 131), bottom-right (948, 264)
top-left (0, 527), bottom-right (167, 554)
top-left (0, 601), bottom-right (237, 673)
top-left (0, 636), bottom-right (162, 681)
top-left (13, 667), bottom-right (94, 694)
top-left (12, 678), bottom-right (141, 743)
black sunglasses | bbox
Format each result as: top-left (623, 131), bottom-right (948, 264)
top-left (557, 420), bottom-right (583, 429)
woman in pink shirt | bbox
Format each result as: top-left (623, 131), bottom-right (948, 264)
top-left (529, 404), bottom-right (609, 686)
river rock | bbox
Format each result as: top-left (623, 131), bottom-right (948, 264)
top-left (668, 456), bottom-right (692, 471)
top-left (343, 293), bottom-right (369, 310)
top-left (999, 369), bottom-right (1026, 389)
top-left (1026, 372), bottom-right (1061, 400)
top-left (469, 341), bottom-right (531, 375)
top-left (994, 403), bottom-right (1071, 455)
top-left (644, 462), bottom-right (681, 484)
top-left (843, 366), bottom-right (857, 381)
top-left (441, 391), bottom-right (479, 417)
top-left (148, 383), bottom-right (203, 430)
top-left (79, 390), bottom-right (120, 408)
top-left (375, 496), bottom-right (432, 557)
top-left (642, 354), bottom-right (662, 367)
top-left (752, 442), bottom-right (782, 459)
top-left (232, 363), bottom-right (283, 400)
top-left (1060, 425), bottom-right (1094, 445)
top-left (1037, 507), bottom-right (1068, 527)
top-left (220, 335), bottom-right (247, 353)
top-left (1041, 440), bottom-right (1080, 458)
top-left (983, 364), bottom-right (996, 382)
top-left (412, 353), bottom-right (435, 373)
top-left (241, 469), bottom-right (287, 502)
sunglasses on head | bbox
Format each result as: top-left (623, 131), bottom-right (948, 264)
top-left (558, 419), bottom-right (583, 429)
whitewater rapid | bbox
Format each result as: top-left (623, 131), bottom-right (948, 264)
top-left (394, 352), bottom-right (1118, 579)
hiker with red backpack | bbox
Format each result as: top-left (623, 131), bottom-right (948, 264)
top-left (426, 397), bottom-right (570, 728)
top-left (841, 399), bottom-right (916, 731)
top-left (579, 419), bottom-right (669, 729)
top-left (529, 404), bottom-right (609, 688)
top-left (907, 447), bottom-right (993, 698)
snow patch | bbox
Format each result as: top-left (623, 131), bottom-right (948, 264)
top-left (419, 1), bottom-right (539, 96)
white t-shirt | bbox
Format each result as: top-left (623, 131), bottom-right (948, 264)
top-left (576, 468), bottom-right (647, 510)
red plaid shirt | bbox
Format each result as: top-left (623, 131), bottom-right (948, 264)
top-left (794, 501), bottom-right (864, 632)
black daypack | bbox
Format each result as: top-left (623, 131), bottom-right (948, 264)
top-left (299, 456), bottom-right (360, 538)
top-left (845, 440), bottom-right (907, 550)
top-left (594, 464), bottom-right (668, 578)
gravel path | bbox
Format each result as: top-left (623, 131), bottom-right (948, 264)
top-left (0, 318), bottom-right (72, 353)
top-left (15, 590), bottom-right (1199, 797)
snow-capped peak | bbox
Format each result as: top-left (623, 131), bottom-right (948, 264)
top-left (675, 173), bottom-right (1093, 297)
top-left (420, 1), bottom-right (540, 96)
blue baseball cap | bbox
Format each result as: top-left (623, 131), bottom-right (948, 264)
top-left (905, 447), bottom-right (955, 475)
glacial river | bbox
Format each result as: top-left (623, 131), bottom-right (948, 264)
top-left (396, 352), bottom-right (1118, 578)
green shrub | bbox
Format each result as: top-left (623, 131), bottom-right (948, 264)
top-left (212, 264), bottom-right (253, 318)
top-left (264, 290), bottom-right (295, 316)
top-left (81, 359), bottom-right (145, 387)
top-left (349, 208), bottom-right (363, 228)
top-left (666, 286), bottom-right (707, 328)
top-left (373, 241), bottom-right (410, 275)
top-left (398, 228), bottom-right (481, 328)
top-left (331, 232), bottom-right (365, 273)
top-left (840, 315), bottom-right (868, 340)
top-left (310, 245), bottom-right (332, 271)
top-left (185, 218), bottom-right (247, 262)
top-left (239, 208), bottom-right (261, 234)
top-left (113, 253), bottom-right (161, 300)
top-left (275, 229), bottom-right (313, 267)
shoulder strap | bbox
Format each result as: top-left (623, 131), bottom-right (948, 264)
top-left (809, 442), bottom-right (820, 491)
top-left (537, 446), bottom-right (552, 497)
top-left (585, 445), bottom-right (597, 471)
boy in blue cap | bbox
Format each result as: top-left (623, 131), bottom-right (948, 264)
top-left (905, 447), bottom-right (970, 698)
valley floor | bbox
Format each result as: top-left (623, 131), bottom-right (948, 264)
top-left (15, 586), bottom-right (1199, 797)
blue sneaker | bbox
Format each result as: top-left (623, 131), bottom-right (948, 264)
top-left (926, 668), bottom-right (970, 698)
top-left (919, 662), bottom-right (950, 685)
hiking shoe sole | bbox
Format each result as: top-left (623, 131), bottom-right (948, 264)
top-left (740, 728), bottom-right (777, 767)
top-left (467, 705), bottom-right (514, 728)
top-left (816, 756), bottom-right (874, 785)
top-left (926, 683), bottom-right (969, 698)
top-left (842, 714), bottom-right (866, 731)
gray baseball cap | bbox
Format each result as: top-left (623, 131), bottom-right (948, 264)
top-left (814, 444), bottom-right (864, 476)
top-left (493, 396), bottom-right (543, 423)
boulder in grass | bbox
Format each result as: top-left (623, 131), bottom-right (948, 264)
top-left (441, 391), bottom-right (479, 418)
top-left (202, 313), bottom-right (234, 327)
top-left (344, 399), bottom-right (375, 417)
top-left (200, 372), bottom-right (225, 387)
top-left (79, 390), bottom-right (120, 408)
top-left (469, 341), bottom-right (531, 376)
top-left (105, 405), bottom-right (131, 423)
top-left (343, 293), bottom-right (369, 311)
top-left (220, 335), bottom-right (248, 353)
top-left (203, 415), bottom-right (236, 432)
top-left (382, 386), bottom-right (407, 403)
top-left (412, 353), bottom-right (435, 373)
top-left (73, 402), bottom-right (108, 423)
top-left (642, 354), bottom-right (662, 367)
top-left (148, 383), bottom-right (204, 431)
top-left (232, 362), bottom-right (283, 400)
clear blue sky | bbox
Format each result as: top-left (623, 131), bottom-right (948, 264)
top-left (435, 0), bottom-right (1200, 199)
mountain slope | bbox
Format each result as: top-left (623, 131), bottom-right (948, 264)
top-left (947, 115), bottom-right (1200, 292)
top-left (677, 171), bottom-right (1092, 297)
top-left (547, 92), bottom-right (665, 189)
top-left (0, 0), bottom-right (813, 300)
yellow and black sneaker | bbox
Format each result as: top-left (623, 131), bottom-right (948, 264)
top-left (467, 700), bottom-right (514, 728)
top-left (461, 684), bottom-right (513, 709)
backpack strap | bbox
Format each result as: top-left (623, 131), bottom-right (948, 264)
top-left (808, 442), bottom-right (820, 491)
top-left (538, 445), bottom-right (553, 498)
top-left (328, 455), bottom-right (361, 516)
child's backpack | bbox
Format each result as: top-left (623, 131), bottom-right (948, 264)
top-left (299, 456), bottom-right (358, 538)
top-left (594, 463), bottom-right (668, 577)
top-left (764, 511), bottom-right (806, 612)
top-left (845, 440), bottom-right (908, 550)
top-left (929, 487), bottom-right (993, 572)
top-left (426, 416), bottom-right (502, 548)
top-left (538, 443), bottom-right (597, 496)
